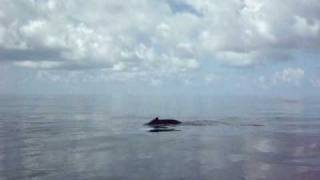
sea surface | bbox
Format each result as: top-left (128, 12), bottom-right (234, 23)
top-left (0, 95), bottom-right (320, 180)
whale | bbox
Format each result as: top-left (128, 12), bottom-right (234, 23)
top-left (145, 117), bottom-right (182, 126)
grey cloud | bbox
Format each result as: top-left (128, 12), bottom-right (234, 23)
top-left (166, 0), bottom-right (203, 17)
top-left (0, 48), bottom-right (64, 62)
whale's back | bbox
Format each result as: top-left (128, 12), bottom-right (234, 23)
top-left (145, 118), bottom-right (181, 126)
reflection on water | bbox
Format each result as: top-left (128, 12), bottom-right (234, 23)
top-left (148, 126), bottom-right (180, 133)
top-left (0, 95), bottom-right (320, 180)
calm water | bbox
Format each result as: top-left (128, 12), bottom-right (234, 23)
top-left (1, 95), bottom-right (320, 180)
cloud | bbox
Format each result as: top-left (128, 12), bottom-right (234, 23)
top-left (0, 0), bottom-right (319, 78)
top-left (204, 74), bottom-right (220, 84)
top-left (166, 0), bottom-right (203, 17)
top-left (311, 79), bottom-right (320, 87)
top-left (272, 68), bottom-right (305, 85)
top-left (258, 67), bottom-right (305, 87)
top-left (14, 60), bottom-right (61, 69)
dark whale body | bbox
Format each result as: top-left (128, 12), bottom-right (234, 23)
top-left (145, 117), bottom-right (182, 126)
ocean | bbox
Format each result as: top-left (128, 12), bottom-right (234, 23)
top-left (0, 95), bottom-right (320, 180)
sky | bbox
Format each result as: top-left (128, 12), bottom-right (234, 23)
top-left (0, 0), bottom-right (320, 97)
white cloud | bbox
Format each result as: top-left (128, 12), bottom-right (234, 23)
top-left (204, 73), bottom-right (220, 84)
top-left (14, 60), bottom-right (62, 69)
top-left (0, 0), bottom-right (320, 82)
top-left (150, 79), bottom-right (162, 86)
top-left (311, 79), bottom-right (320, 87)
top-left (112, 62), bottom-right (126, 72)
top-left (258, 67), bottom-right (305, 87)
top-left (272, 68), bottom-right (305, 85)
top-left (216, 51), bottom-right (258, 67)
